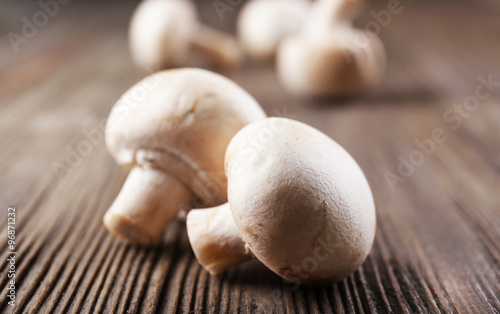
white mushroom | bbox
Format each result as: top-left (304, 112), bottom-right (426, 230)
top-left (237, 0), bottom-right (310, 62)
top-left (187, 118), bottom-right (376, 284)
top-left (104, 68), bottom-right (266, 245)
top-left (129, 0), bottom-right (242, 72)
top-left (276, 0), bottom-right (386, 97)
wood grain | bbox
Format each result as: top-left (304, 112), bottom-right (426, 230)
top-left (1, 0), bottom-right (499, 313)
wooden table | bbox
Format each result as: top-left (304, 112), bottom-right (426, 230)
top-left (1, 1), bottom-right (499, 313)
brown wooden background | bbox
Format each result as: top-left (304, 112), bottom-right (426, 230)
top-left (1, 0), bottom-right (499, 313)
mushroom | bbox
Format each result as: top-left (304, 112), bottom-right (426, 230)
top-left (276, 0), bottom-right (386, 97)
top-left (237, 0), bottom-right (310, 62)
top-left (187, 118), bottom-right (376, 284)
top-left (104, 68), bottom-right (266, 245)
top-left (129, 0), bottom-right (242, 72)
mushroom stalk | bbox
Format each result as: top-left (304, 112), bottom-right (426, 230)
top-left (104, 166), bottom-right (192, 245)
top-left (316, 0), bottom-right (365, 22)
top-left (188, 26), bottom-right (242, 72)
top-left (187, 203), bottom-right (252, 275)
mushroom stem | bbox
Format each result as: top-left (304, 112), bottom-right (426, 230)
top-left (189, 25), bottom-right (242, 72)
top-left (330, 0), bottom-right (365, 21)
top-left (187, 203), bottom-right (252, 275)
top-left (104, 166), bottom-right (192, 245)
top-left (307, 0), bottom-right (365, 29)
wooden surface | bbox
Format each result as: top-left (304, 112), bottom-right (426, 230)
top-left (1, 1), bottom-right (500, 313)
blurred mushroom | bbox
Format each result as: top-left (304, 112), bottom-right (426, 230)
top-left (237, 0), bottom-right (310, 62)
top-left (277, 0), bottom-right (386, 97)
top-left (129, 0), bottom-right (242, 72)
top-left (187, 118), bottom-right (376, 284)
top-left (104, 68), bottom-right (266, 245)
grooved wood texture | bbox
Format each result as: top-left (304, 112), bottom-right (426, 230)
top-left (1, 1), bottom-right (499, 313)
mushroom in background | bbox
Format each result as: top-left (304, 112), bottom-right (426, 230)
top-left (129, 0), bottom-right (242, 72)
top-left (277, 0), bottom-right (386, 97)
top-left (187, 118), bottom-right (376, 284)
top-left (104, 68), bottom-right (266, 245)
top-left (237, 0), bottom-right (310, 62)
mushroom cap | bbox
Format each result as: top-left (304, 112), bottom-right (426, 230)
top-left (129, 0), bottom-right (197, 70)
top-left (237, 0), bottom-right (309, 62)
top-left (277, 25), bottom-right (386, 97)
top-left (106, 68), bottom-right (266, 206)
top-left (224, 118), bottom-right (376, 284)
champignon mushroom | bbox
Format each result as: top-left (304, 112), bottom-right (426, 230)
top-left (237, 0), bottom-right (310, 62)
top-left (187, 118), bottom-right (376, 284)
top-left (129, 0), bottom-right (242, 72)
top-left (276, 0), bottom-right (386, 97)
top-left (104, 68), bottom-right (266, 245)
